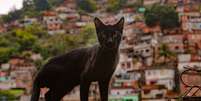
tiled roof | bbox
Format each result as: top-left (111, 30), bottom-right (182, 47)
top-left (43, 11), bottom-right (57, 16)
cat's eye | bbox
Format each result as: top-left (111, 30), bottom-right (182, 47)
top-left (113, 31), bottom-right (120, 38)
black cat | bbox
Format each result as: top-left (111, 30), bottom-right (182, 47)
top-left (31, 17), bottom-right (124, 101)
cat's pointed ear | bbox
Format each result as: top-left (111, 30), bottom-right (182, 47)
top-left (115, 17), bottom-right (124, 31)
top-left (94, 17), bottom-right (105, 29)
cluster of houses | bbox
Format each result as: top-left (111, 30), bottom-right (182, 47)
top-left (0, 0), bottom-right (90, 35)
top-left (1, 0), bottom-right (201, 101)
top-left (110, 0), bottom-right (201, 101)
top-left (0, 53), bottom-right (41, 93)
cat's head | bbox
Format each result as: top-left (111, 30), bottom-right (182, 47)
top-left (94, 17), bottom-right (124, 50)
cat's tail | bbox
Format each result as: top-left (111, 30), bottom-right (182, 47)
top-left (30, 76), bottom-right (40, 101)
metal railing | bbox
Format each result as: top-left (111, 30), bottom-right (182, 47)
top-left (180, 66), bottom-right (201, 97)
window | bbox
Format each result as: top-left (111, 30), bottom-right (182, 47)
top-left (140, 50), bottom-right (144, 53)
top-left (145, 49), bottom-right (150, 53)
top-left (50, 18), bottom-right (53, 22)
top-left (147, 71), bottom-right (151, 76)
top-left (127, 62), bottom-right (131, 68)
top-left (117, 92), bottom-right (120, 95)
top-left (169, 81), bottom-right (172, 86)
top-left (175, 46), bottom-right (179, 50)
top-left (122, 36), bottom-right (126, 40)
top-left (150, 80), bottom-right (157, 85)
top-left (121, 63), bottom-right (125, 68)
top-left (128, 49), bottom-right (134, 53)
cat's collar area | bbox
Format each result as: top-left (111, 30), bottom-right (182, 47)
top-left (99, 45), bottom-right (119, 52)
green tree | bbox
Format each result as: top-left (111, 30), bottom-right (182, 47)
top-left (77, 0), bottom-right (97, 13)
top-left (144, 4), bottom-right (180, 33)
top-left (0, 24), bottom-right (47, 62)
top-left (0, 21), bottom-right (97, 64)
top-left (23, 0), bottom-right (34, 11)
top-left (34, 0), bottom-right (50, 11)
top-left (48, 0), bottom-right (64, 7)
top-left (37, 23), bottom-right (97, 59)
top-left (22, 0), bottom-right (41, 17)
top-left (13, 28), bottom-right (37, 51)
top-left (0, 89), bottom-right (24, 100)
top-left (0, 36), bottom-right (11, 47)
top-left (159, 44), bottom-right (175, 63)
top-left (0, 34), bottom-right (20, 63)
top-left (38, 34), bottom-right (81, 57)
top-left (107, 0), bottom-right (125, 12)
top-left (79, 23), bottom-right (97, 46)
top-left (24, 23), bottom-right (48, 38)
top-left (0, 47), bottom-right (17, 63)
top-left (1, 9), bottom-right (22, 23)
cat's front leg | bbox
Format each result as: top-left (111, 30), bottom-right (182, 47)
top-left (98, 79), bottom-right (110, 101)
top-left (80, 80), bottom-right (91, 101)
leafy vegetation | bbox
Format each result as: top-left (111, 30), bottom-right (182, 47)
top-left (37, 23), bottom-right (97, 59)
top-left (131, 0), bottom-right (144, 10)
top-left (1, 9), bottom-right (23, 23)
top-left (0, 47), bottom-right (17, 63)
top-left (79, 23), bottom-right (97, 46)
top-left (0, 89), bottom-right (24, 100)
top-left (107, 0), bottom-right (126, 12)
top-left (144, 4), bottom-right (180, 32)
top-left (34, 0), bottom-right (50, 11)
top-left (22, 0), bottom-right (41, 18)
top-left (48, 0), bottom-right (64, 7)
top-left (77, 0), bottom-right (97, 13)
top-left (0, 22), bottom-right (97, 66)
top-left (0, 33), bottom-right (20, 63)
top-left (14, 29), bottom-right (37, 51)
top-left (159, 44), bottom-right (175, 63)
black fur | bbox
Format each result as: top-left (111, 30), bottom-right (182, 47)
top-left (31, 17), bottom-right (124, 101)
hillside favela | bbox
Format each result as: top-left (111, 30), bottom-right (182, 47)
top-left (1, 0), bottom-right (201, 101)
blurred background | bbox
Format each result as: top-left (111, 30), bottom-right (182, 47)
top-left (1, 0), bottom-right (201, 101)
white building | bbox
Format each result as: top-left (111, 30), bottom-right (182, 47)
top-left (133, 43), bottom-right (153, 57)
top-left (161, 35), bottom-right (185, 53)
top-left (178, 61), bottom-right (201, 72)
top-left (43, 11), bottom-right (65, 35)
top-left (19, 17), bottom-right (37, 27)
top-left (142, 86), bottom-right (167, 99)
top-left (110, 87), bottom-right (136, 96)
top-left (0, 79), bottom-right (16, 90)
top-left (145, 68), bottom-right (175, 90)
top-left (55, 6), bottom-right (79, 20)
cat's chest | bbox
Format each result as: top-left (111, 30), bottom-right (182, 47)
top-left (83, 52), bottom-right (119, 80)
